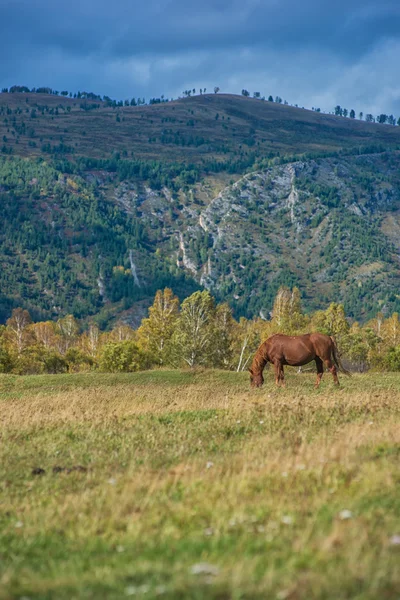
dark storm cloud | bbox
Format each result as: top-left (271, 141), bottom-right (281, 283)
top-left (1, 0), bottom-right (400, 113)
top-left (3, 0), bottom-right (400, 56)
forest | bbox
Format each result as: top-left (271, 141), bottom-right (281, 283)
top-left (1, 287), bottom-right (399, 375)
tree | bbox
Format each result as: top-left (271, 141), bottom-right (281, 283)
top-left (212, 303), bottom-right (235, 368)
top-left (0, 331), bottom-right (13, 372)
top-left (253, 92), bottom-right (261, 99)
top-left (80, 323), bottom-right (100, 358)
top-left (214, 87), bottom-right (220, 94)
top-left (366, 312), bottom-right (384, 338)
top-left (172, 291), bottom-right (215, 368)
top-left (271, 286), bottom-right (291, 329)
top-left (349, 109), bottom-right (355, 119)
top-left (343, 108), bottom-right (348, 117)
top-left (32, 321), bottom-right (56, 349)
top-left (268, 96), bottom-right (274, 102)
top-left (242, 89), bottom-right (250, 97)
top-left (381, 313), bottom-right (400, 348)
top-left (334, 105), bottom-right (343, 116)
top-left (311, 303), bottom-right (349, 342)
top-left (109, 323), bottom-right (135, 342)
top-left (137, 288), bottom-right (179, 365)
top-left (233, 317), bottom-right (262, 372)
top-left (359, 112), bottom-right (363, 120)
top-left (271, 286), bottom-right (306, 333)
top-left (377, 114), bottom-right (388, 124)
top-left (56, 314), bottom-right (79, 352)
top-left (6, 308), bottom-right (32, 356)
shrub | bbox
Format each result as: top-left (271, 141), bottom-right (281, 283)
top-left (383, 347), bottom-right (400, 371)
top-left (0, 343), bottom-right (13, 373)
top-left (65, 348), bottom-right (94, 373)
top-left (98, 341), bottom-right (150, 372)
top-left (43, 351), bottom-right (68, 374)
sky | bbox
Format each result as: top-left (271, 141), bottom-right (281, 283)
top-left (2, 0), bottom-right (400, 116)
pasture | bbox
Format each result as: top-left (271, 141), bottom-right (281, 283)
top-left (0, 370), bottom-right (399, 599)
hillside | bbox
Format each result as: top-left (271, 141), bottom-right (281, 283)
top-left (2, 92), bottom-right (400, 164)
top-left (1, 92), bottom-right (400, 325)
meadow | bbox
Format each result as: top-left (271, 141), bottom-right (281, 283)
top-left (0, 369), bottom-right (399, 599)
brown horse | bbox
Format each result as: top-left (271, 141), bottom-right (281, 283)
top-left (249, 333), bottom-right (350, 388)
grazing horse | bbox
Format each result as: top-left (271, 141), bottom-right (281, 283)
top-left (249, 333), bottom-right (350, 388)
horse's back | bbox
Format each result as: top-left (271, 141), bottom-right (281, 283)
top-left (266, 333), bottom-right (315, 366)
top-left (265, 333), bottom-right (334, 366)
top-left (309, 332), bottom-right (334, 358)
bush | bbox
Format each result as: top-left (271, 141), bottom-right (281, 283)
top-left (13, 346), bottom-right (45, 375)
top-left (98, 341), bottom-right (150, 372)
top-left (383, 347), bottom-right (400, 371)
top-left (65, 348), bottom-right (94, 373)
top-left (43, 351), bottom-right (68, 374)
top-left (0, 343), bottom-right (13, 373)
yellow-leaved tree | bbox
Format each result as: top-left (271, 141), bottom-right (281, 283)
top-left (271, 286), bottom-right (308, 333)
top-left (171, 290), bottom-right (215, 368)
top-left (137, 288), bottom-right (179, 366)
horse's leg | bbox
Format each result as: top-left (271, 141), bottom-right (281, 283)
top-left (315, 357), bottom-right (324, 387)
top-left (279, 364), bottom-right (286, 387)
top-left (273, 361), bottom-right (281, 386)
top-left (324, 358), bottom-right (339, 385)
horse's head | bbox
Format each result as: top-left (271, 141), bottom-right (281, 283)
top-left (249, 367), bottom-right (264, 388)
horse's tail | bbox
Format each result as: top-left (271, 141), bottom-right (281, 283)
top-left (330, 336), bottom-right (351, 376)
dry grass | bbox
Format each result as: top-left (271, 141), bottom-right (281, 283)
top-left (0, 370), bottom-right (399, 599)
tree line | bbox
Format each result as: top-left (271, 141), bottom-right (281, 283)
top-left (2, 86), bottom-right (400, 127)
top-left (1, 287), bottom-right (399, 375)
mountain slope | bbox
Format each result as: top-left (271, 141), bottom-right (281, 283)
top-left (1, 92), bottom-right (400, 164)
top-left (112, 152), bottom-right (400, 320)
top-left (1, 92), bottom-right (400, 324)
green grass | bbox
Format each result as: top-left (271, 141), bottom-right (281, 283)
top-left (0, 370), bottom-right (399, 599)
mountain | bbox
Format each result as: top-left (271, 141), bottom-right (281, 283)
top-left (2, 92), bottom-right (400, 164)
top-left (1, 91), bottom-right (400, 325)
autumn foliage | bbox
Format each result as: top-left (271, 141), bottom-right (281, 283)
top-left (1, 287), bottom-right (399, 374)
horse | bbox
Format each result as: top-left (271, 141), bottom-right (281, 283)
top-left (249, 333), bottom-right (351, 388)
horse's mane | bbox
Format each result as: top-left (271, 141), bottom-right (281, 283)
top-left (250, 340), bottom-right (269, 373)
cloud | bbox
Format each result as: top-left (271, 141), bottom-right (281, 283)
top-left (1, 0), bottom-right (400, 115)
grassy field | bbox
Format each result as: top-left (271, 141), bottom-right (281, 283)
top-left (0, 369), bottom-right (399, 599)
